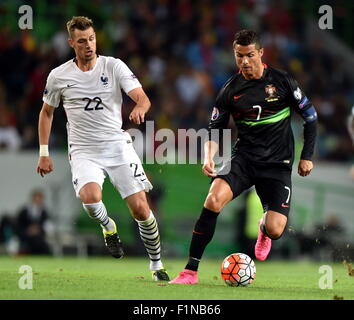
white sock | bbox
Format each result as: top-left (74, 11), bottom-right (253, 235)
top-left (135, 211), bottom-right (164, 271)
top-left (150, 260), bottom-right (163, 271)
top-left (83, 201), bottom-right (115, 232)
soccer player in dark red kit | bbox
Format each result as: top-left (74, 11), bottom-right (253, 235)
top-left (170, 30), bottom-right (317, 284)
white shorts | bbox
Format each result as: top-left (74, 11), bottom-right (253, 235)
top-left (69, 144), bottom-right (152, 199)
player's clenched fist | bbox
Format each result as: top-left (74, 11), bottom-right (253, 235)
top-left (298, 159), bottom-right (313, 177)
top-left (37, 156), bottom-right (54, 177)
top-left (202, 160), bottom-right (217, 178)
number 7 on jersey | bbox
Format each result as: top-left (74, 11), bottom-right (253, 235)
top-left (253, 105), bottom-right (262, 120)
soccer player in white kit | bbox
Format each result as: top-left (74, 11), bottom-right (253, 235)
top-left (36, 16), bottom-right (169, 281)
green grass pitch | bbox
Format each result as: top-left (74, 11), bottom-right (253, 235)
top-left (0, 256), bottom-right (353, 300)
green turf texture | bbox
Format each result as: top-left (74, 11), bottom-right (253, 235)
top-left (0, 256), bottom-right (353, 300)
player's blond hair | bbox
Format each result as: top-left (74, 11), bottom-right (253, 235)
top-left (66, 16), bottom-right (94, 38)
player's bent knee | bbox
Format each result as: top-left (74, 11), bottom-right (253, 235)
top-left (129, 200), bottom-right (150, 220)
top-left (80, 192), bottom-right (102, 204)
top-left (204, 194), bottom-right (226, 212)
top-left (79, 183), bottom-right (102, 204)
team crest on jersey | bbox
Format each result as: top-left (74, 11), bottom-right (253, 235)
top-left (265, 84), bottom-right (279, 102)
top-left (100, 74), bottom-right (109, 87)
top-left (211, 107), bottom-right (219, 120)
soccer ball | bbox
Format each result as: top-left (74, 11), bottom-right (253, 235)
top-left (220, 253), bottom-right (256, 286)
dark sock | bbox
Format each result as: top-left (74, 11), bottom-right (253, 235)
top-left (185, 207), bottom-right (219, 271)
top-left (260, 223), bottom-right (268, 235)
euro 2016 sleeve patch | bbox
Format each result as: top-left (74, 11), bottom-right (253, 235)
top-left (293, 87), bottom-right (302, 101)
top-left (211, 107), bottom-right (219, 120)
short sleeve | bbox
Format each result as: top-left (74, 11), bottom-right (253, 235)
top-left (208, 85), bottom-right (231, 131)
top-left (114, 59), bottom-right (142, 94)
top-left (207, 84), bottom-right (231, 143)
top-left (42, 72), bottom-right (61, 108)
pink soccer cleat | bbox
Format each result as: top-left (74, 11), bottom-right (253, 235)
top-left (169, 269), bottom-right (198, 284)
top-left (255, 221), bottom-right (272, 261)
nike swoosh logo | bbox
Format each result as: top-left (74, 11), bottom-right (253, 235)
top-left (67, 84), bottom-right (77, 87)
top-left (234, 94), bottom-right (245, 100)
top-left (281, 203), bottom-right (290, 208)
top-left (140, 178), bottom-right (147, 182)
top-left (193, 230), bottom-right (204, 235)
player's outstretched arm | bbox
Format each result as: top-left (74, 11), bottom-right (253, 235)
top-left (202, 140), bottom-right (219, 177)
top-left (128, 87), bottom-right (151, 125)
top-left (37, 103), bottom-right (55, 177)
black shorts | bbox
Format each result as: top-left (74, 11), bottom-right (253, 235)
top-left (215, 155), bottom-right (292, 217)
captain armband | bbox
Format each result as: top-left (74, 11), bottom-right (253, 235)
top-left (301, 105), bottom-right (317, 123)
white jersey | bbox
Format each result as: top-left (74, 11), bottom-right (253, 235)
top-left (42, 55), bottom-right (141, 158)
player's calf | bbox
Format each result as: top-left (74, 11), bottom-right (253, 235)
top-left (82, 201), bottom-right (116, 233)
top-left (255, 212), bottom-right (287, 261)
top-left (264, 227), bottom-right (284, 240)
top-left (263, 213), bottom-right (287, 240)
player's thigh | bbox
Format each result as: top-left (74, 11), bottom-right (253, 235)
top-left (255, 173), bottom-right (292, 218)
top-left (69, 158), bottom-right (106, 200)
top-left (206, 157), bottom-right (253, 211)
top-left (204, 178), bottom-right (234, 212)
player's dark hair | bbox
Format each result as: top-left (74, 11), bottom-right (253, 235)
top-left (66, 16), bottom-right (94, 38)
top-left (233, 30), bottom-right (262, 49)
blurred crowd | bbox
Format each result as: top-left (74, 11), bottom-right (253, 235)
top-left (0, 0), bottom-right (353, 162)
top-left (0, 189), bottom-right (53, 255)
